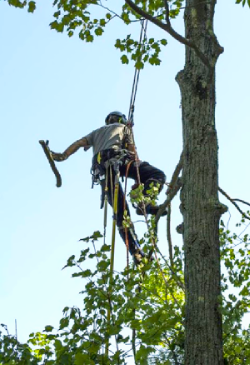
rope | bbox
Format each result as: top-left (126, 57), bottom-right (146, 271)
top-left (128, 19), bottom-right (148, 124)
top-left (127, 18), bottom-right (148, 217)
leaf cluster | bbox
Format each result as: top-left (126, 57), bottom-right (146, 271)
top-left (6, 0), bottom-right (36, 12)
top-left (2, 211), bottom-right (250, 364)
top-left (236, 0), bottom-right (250, 7)
top-left (220, 214), bottom-right (250, 364)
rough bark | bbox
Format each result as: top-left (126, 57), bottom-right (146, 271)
top-left (175, 1), bottom-right (225, 364)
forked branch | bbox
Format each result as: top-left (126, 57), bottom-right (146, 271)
top-left (218, 187), bottom-right (250, 221)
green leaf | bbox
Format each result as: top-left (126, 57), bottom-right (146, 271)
top-left (100, 18), bottom-right (106, 26)
top-left (135, 60), bottom-right (144, 70)
top-left (44, 325), bottom-right (53, 332)
top-left (121, 55), bottom-right (129, 64)
top-left (28, 1), bottom-right (36, 13)
top-left (91, 231), bottom-right (103, 240)
top-left (95, 27), bottom-right (103, 36)
top-left (75, 352), bottom-right (95, 365)
top-left (240, 286), bottom-right (249, 296)
top-left (160, 39), bottom-right (167, 46)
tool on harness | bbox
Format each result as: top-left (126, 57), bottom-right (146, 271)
top-left (91, 148), bottom-right (134, 207)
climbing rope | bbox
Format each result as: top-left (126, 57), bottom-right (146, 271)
top-left (105, 19), bottom-right (150, 357)
top-left (128, 19), bottom-right (148, 124)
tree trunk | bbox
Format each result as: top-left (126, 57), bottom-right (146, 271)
top-left (176, 1), bottom-right (226, 364)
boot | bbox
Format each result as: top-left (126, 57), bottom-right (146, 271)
top-left (136, 203), bottom-right (167, 216)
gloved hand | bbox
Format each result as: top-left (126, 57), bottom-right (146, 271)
top-left (50, 151), bottom-right (66, 162)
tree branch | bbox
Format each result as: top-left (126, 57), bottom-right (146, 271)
top-left (166, 203), bottom-right (174, 268)
top-left (232, 199), bottom-right (250, 208)
top-left (218, 187), bottom-right (250, 221)
top-left (97, 1), bottom-right (141, 23)
top-left (155, 152), bottom-right (183, 224)
top-left (125, 0), bottom-right (212, 69)
top-left (163, 0), bottom-right (170, 26)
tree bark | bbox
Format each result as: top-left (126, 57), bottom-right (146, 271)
top-left (176, 1), bottom-right (225, 364)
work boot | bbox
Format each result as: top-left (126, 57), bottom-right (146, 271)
top-left (136, 203), bottom-right (167, 216)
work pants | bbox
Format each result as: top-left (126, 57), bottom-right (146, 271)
top-left (105, 161), bottom-right (166, 255)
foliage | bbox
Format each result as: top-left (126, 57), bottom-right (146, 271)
top-left (2, 0), bottom-right (250, 363)
top-left (4, 0), bottom-right (182, 68)
top-left (220, 214), bottom-right (250, 364)
top-left (5, 0), bottom-right (250, 70)
top-left (4, 0), bottom-right (250, 69)
top-left (1, 212), bottom-right (250, 364)
top-left (236, 0), bottom-right (250, 7)
top-left (0, 227), bottom-right (185, 364)
top-left (7, 0), bottom-right (36, 13)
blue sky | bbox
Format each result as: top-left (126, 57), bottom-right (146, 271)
top-left (1, 0), bottom-right (250, 353)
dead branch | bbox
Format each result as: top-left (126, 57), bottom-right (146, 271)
top-left (155, 152), bottom-right (183, 224)
top-left (232, 199), bottom-right (250, 208)
top-left (218, 187), bottom-right (250, 221)
top-left (166, 203), bottom-right (174, 268)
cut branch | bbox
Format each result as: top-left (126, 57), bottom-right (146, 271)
top-left (218, 187), bottom-right (250, 221)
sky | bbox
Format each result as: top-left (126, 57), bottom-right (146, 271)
top-left (1, 0), bottom-right (250, 358)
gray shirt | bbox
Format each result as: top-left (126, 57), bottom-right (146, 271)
top-left (85, 123), bottom-right (133, 156)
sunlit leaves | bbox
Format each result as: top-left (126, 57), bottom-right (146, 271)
top-left (7, 0), bottom-right (36, 12)
top-left (47, 0), bottom-right (180, 68)
top-left (115, 35), bottom-right (167, 69)
top-left (220, 214), bottom-right (250, 363)
top-left (236, 0), bottom-right (250, 7)
top-left (2, 212), bottom-right (250, 364)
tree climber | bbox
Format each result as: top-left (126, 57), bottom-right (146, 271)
top-left (51, 111), bottom-right (166, 264)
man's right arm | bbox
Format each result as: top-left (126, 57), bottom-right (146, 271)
top-left (51, 137), bottom-right (89, 162)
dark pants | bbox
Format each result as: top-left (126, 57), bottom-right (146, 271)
top-left (104, 160), bottom-right (166, 255)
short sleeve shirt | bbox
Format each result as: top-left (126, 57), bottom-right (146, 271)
top-left (84, 123), bottom-right (133, 156)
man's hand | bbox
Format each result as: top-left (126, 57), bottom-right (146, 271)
top-left (51, 151), bottom-right (66, 162)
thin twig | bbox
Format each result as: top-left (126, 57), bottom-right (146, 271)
top-left (165, 337), bottom-right (180, 365)
top-left (166, 152), bottom-right (183, 195)
top-left (132, 309), bottom-right (137, 364)
top-left (218, 187), bottom-right (250, 221)
top-left (153, 245), bottom-right (185, 291)
top-left (233, 199), bottom-right (250, 208)
top-left (163, 0), bottom-right (170, 26)
top-left (97, 1), bottom-right (141, 23)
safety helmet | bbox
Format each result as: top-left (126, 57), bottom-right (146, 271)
top-left (105, 111), bottom-right (127, 125)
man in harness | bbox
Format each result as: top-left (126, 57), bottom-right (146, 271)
top-left (51, 111), bottom-right (166, 264)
